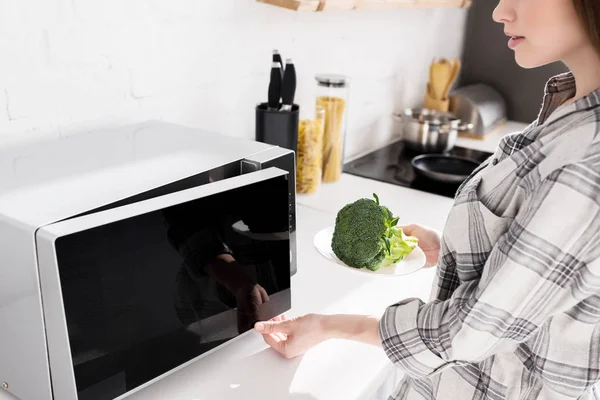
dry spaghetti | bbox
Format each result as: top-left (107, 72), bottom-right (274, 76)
top-left (296, 115), bottom-right (325, 194)
top-left (317, 96), bottom-right (346, 183)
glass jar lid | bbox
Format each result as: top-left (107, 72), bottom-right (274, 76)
top-left (315, 74), bottom-right (350, 88)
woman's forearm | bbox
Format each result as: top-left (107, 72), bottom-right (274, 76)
top-left (321, 314), bottom-right (382, 347)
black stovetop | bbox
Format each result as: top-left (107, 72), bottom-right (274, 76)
top-left (343, 141), bottom-right (493, 199)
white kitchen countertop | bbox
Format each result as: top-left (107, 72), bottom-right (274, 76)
top-left (122, 120), bottom-right (529, 400)
top-left (297, 175), bottom-right (454, 231)
top-left (455, 120), bottom-right (529, 153)
top-left (124, 203), bottom-right (444, 400)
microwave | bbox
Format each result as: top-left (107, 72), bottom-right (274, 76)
top-left (0, 121), bottom-right (297, 400)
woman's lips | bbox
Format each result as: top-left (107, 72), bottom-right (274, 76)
top-left (508, 36), bottom-right (525, 49)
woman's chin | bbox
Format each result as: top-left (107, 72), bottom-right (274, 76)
top-left (515, 58), bottom-right (539, 69)
top-left (514, 51), bottom-right (557, 69)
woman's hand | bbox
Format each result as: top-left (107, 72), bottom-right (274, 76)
top-left (255, 314), bottom-right (381, 359)
top-left (254, 314), bottom-right (327, 359)
top-left (400, 224), bottom-right (441, 268)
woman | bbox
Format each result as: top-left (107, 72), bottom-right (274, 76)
top-left (255, 0), bottom-right (600, 398)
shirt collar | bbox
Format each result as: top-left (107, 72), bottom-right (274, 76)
top-left (539, 71), bottom-right (600, 126)
top-left (499, 72), bottom-right (577, 157)
top-left (537, 72), bottom-right (577, 125)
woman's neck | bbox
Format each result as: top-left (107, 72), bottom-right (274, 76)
top-left (564, 44), bottom-right (600, 101)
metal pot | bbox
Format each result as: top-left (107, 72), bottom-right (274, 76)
top-left (396, 108), bottom-right (473, 153)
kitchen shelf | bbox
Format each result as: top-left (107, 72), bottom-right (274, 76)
top-left (257, 0), bottom-right (472, 11)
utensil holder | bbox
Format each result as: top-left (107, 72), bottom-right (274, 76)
top-left (255, 102), bottom-right (300, 154)
top-left (424, 92), bottom-right (450, 112)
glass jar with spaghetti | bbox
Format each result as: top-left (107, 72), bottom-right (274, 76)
top-left (296, 105), bottom-right (325, 194)
top-left (314, 74), bottom-right (350, 183)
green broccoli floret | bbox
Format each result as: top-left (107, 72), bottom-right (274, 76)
top-left (331, 193), bottom-right (418, 271)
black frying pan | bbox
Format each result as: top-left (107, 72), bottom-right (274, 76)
top-left (411, 154), bottom-right (480, 184)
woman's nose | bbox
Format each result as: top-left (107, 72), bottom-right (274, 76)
top-left (492, 0), bottom-right (516, 23)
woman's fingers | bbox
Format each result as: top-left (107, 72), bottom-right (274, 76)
top-left (398, 224), bottom-right (417, 234)
top-left (257, 314), bottom-right (326, 359)
top-left (255, 319), bottom-right (293, 334)
top-left (262, 333), bottom-right (292, 357)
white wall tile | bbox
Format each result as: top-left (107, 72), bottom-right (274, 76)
top-left (0, 0), bottom-right (468, 158)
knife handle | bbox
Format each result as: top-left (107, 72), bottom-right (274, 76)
top-left (268, 62), bottom-right (282, 111)
top-left (273, 49), bottom-right (284, 80)
top-left (280, 59), bottom-right (296, 112)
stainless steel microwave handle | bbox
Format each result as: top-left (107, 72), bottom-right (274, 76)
top-left (34, 166), bottom-right (290, 400)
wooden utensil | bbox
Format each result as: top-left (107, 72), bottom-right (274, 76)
top-left (425, 58), bottom-right (452, 111)
top-left (443, 59), bottom-right (461, 100)
top-left (430, 58), bottom-right (452, 100)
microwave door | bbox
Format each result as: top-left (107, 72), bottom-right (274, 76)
top-left (35, 167), bottom-right (291, 400)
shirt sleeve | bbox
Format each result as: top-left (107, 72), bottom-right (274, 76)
top-left (379, 162), bottom-right (600, 379)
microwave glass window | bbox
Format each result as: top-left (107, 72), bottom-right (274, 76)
top-left (54, 175), bottom-right (292, 400)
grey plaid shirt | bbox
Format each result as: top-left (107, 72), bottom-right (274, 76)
top-left (379, 72), bottom-right (600, 400)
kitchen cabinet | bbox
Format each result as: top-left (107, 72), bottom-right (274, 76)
top-left (257, 0), bottom-right (472, 12)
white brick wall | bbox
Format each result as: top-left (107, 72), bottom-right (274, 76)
top-left (0, 0), bottom-right (468, 158)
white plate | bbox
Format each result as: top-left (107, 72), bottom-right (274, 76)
top-left (313, 226), bottom-right (426, 277)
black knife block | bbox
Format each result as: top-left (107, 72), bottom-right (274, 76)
top-left (255, 102), bottom-right (300, 154)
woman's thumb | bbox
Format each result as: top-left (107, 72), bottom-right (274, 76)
top-left (254, 320), bottom-right (291, 334)
top-left (399, 224), bottom-right (416, 234)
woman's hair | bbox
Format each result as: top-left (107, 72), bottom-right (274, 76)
top-left (573, 0), bottom-right (600, 54)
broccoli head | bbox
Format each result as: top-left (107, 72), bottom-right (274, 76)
top-left (331, 193), bottom-right (418, 271)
